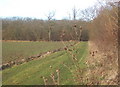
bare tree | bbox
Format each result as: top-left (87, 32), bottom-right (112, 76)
top-left (46, 11), bottom-right (55, 41)
top-left (72, 6), bottom-right (79, 20)
top-left (46, 11), bottom-right (55, 21)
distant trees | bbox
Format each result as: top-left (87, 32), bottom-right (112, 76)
top-left (2, 1), bottom-right (117, 43)
top-left (2, 17), bottom-right (89, 41)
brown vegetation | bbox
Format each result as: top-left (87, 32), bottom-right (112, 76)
top-left (2, 18), bottom-right (89, 41)
top-left (86, 1), bottom-right (118, 85)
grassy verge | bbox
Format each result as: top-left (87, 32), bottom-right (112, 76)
top-left (2, 42), bottom-right (88, 85)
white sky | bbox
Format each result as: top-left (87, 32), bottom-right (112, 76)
top-left (0, 0), bottom-right (99, 20)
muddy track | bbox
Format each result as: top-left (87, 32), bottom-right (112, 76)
top-left (1, 42), bottom-right (77, 70)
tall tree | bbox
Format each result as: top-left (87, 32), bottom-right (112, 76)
top-left (72, 6), bottom-right (79, 20)
top-left (46, 11), bottom-right (55, 41)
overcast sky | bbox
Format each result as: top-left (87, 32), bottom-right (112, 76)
top-left (0, 0), bottom-right (101, 20)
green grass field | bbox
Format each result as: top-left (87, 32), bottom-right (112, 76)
top-left (2, 41), bottom-right (71, 64)
top-left (2, 42), bottom-right (88, 85)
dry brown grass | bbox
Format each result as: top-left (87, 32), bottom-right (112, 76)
top-left (85, 2), bottom-right (118, 85)
top-left (86, 41), bottom-right (118, 85)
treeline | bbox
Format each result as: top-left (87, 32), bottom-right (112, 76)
top-left (2, 1), bottom-right (117, 43)
top-left (2, 18), bottom-right (89, 41)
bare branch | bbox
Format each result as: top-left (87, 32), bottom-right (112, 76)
top-left (46, 11), bottom-right (55, 20)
